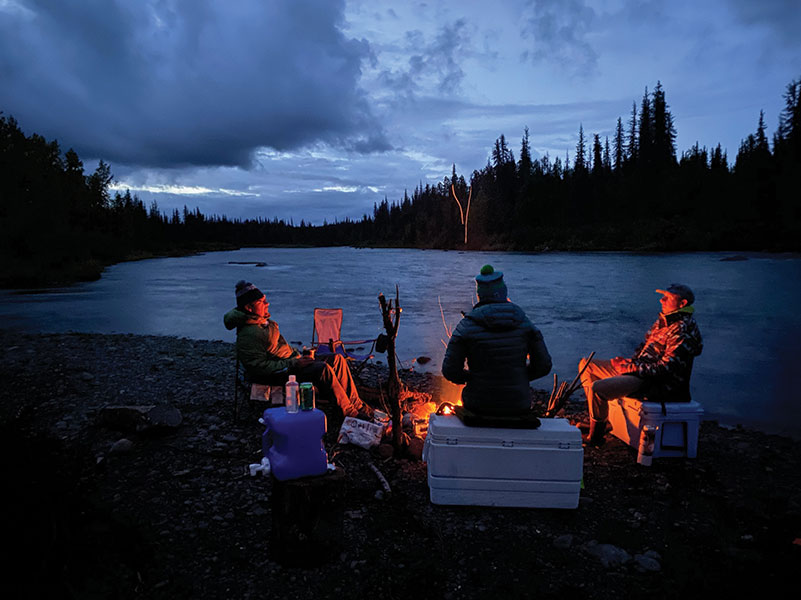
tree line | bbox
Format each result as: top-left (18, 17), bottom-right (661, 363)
top-left (1, 77), bottom-right (799, 287)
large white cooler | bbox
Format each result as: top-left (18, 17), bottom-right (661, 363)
top-left (423, 414), bottom-right (583, 509)
top-left (608, 397), bottom-right (703, 458)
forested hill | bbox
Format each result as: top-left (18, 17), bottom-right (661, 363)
top-left (2, 78), bottom-right (800, 287)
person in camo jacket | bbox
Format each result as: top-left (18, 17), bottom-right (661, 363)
top-left (578, 283), bottom-right (703, 446)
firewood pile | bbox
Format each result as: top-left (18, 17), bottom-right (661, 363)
top-left (544, 351), bottom-right (594, 418)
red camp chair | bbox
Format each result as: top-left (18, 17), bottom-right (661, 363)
top-left (311, 308), bottom-right (376, 376)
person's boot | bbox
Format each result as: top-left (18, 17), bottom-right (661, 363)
top-left (583, 418), bottom-right (607, 446)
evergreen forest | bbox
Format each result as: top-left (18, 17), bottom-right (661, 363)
top-left (1, 78), bottom-right (800, 287)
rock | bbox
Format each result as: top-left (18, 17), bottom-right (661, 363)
top-left (643, 550), bottom-right (662, 561)
top-left (376, 443), bottom-right (394, 459)
top-left (99, 405), bottom-right (182, 434)
top-left (80, 371), bottom-right (95, 381)
top-left (553, 534), bottom-right (574, 550)
top-left (584, 541), bottom-right (632, 568)
top-left (634, 553), bottom-right (661, 572)
top-left (110, 438), bottom-right (134, 453)
top-left (405, 437), bottom-right (424, 460)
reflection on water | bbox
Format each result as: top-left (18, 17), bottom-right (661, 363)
top-left (1, 247), bottom-right (800, 437)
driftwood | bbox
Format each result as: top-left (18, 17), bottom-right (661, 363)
top-left (270, 467), bottom-right (346, 567)
top-left (378, 287), bottom-right (403, 453)
top-left (545, 351), bottom-right (595, 417)
top-left (368, 462), bottom-right (392, 495)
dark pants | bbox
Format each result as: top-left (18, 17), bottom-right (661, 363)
top-left (291, 354), bottom-right (366, 417)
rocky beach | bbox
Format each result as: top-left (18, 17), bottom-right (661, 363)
top-left (2, 329), bottom-right (799, 599)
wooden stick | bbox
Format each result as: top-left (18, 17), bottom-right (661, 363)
top-left (368, 462), bottom-right (392, 495)
top-left (565, 351), bottom-right (595, 396)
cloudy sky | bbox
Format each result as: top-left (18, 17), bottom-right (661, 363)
top-left (1, 0), bottom-right (799, 224)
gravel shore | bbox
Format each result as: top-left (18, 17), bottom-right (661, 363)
top-left (1, 330), bottom-right (799, 599)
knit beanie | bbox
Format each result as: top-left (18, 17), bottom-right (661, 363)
top-left (235, 280), bottom-right (264, 308)
top-left (475, 265), bottom-right (508, 303)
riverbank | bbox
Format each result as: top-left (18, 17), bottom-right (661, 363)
top-left (1, 330), bottom-right (799, 599)
top-left (0, 242), bottom-right (239, 289)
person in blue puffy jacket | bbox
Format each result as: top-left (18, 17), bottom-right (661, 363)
top-left (442, 265), bottom-right (552, 416)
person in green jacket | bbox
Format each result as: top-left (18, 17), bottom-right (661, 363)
top-left (224, 280), bottom-right (374, 420)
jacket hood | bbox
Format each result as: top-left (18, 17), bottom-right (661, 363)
top-left (224, 307), bottom-right (260, 330)
top-left (466, 301), bottom-right (527, 331)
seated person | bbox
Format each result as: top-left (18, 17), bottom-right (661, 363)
top-left (224, 280), bottom-right (374, 420)
top-left (578, 283), bottom-right (703, 446)
top-left (441, 265), bottom-right (552, 416)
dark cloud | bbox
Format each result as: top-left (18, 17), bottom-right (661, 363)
top-left (728, 0), bottom-right (801, 44)
top-left (0, 0), bottom-right (389, 167)
top-left (519, 0), bottom-right (599, 77)
top-left (375, 19), bottom-right (470, 99)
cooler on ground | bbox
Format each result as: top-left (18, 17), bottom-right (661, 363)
top-left (423, 414), bottom-right (583, 509)
top-left (608, 397), bottom-right (703, 459)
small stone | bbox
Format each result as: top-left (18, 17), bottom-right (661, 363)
top-left (553, 534), bottom-right (573, 549)
top-left (584, 541), bottom-right (632, 568)
top-left (80, 371), bottom-right (94, 381)
top-left (110, 438), bottom-right (134, 453)
top-left (634, 554), bottom-right (661, 572)
top-left (644, 550), bottom-right (662, 561)
top-left (376, 443), bottom-right (394, 459)
top-left (374, 490), bottom-right (384, 500)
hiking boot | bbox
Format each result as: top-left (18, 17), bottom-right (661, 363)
top-left (583, 418), bottom-right (607, 447)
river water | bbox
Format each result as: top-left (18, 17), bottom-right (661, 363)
top-left (1, 247), bottom-right (799, 437)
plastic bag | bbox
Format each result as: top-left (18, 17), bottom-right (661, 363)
top-left (337, 417), bottom-right (384, 449)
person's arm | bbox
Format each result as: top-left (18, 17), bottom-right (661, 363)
top-left (238, 324), bottom-right (298, 380)
top-left (239, 345), bottom-right (296, 379)
top-left (442, 321), bottom-right (470, 384)
top-left (526, 325), bottom-right (552, 381)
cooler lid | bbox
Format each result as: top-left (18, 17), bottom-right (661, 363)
top-left (427, 414), bottom-right (581, 447)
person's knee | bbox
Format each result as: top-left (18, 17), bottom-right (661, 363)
top-left (329, 354), bottom-right (348, 368)
top-left (591, 379), bottom-right (609, 398)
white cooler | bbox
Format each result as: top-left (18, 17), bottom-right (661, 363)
top-left (423, 414), bottom-right (583, 509)
top-left (608, 397), bottom-right (703, 458)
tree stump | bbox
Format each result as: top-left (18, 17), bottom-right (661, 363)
top-left (270, 467), bottom-right (346, 567)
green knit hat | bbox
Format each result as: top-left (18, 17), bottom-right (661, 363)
top-left (475, 265), bottom-right (508, 302)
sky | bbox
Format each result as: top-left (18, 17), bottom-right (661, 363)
top-left (1, 0), bottom-right (799, 224)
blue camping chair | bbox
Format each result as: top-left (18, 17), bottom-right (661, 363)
top-left (311, 308), bottom-right (376, 376)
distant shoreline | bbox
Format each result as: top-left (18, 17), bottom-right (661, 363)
top-left (4, 243), bottom-right (800, 290)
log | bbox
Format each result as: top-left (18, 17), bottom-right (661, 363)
top-left (270, 467), bottom-right (346, 567)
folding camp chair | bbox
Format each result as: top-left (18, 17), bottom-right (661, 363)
top-left (234, 349), bottom-right (288, 420)
top-left (311, 308), bottom-right (376, 376)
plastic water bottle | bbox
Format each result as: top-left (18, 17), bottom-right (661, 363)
top-left (285, 375), bottom-right (299, 413)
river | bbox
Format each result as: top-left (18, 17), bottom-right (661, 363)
top-left (1, 247), bottom-right (799, 437)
